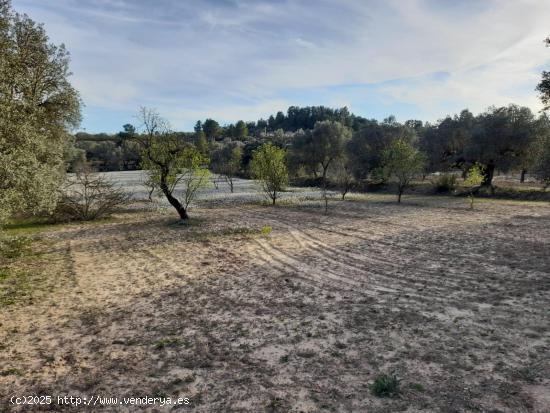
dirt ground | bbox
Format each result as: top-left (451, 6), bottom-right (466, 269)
top-left (1, 194), bottom-right (549, 412)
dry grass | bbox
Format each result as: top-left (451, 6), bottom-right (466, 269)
top-left (0, 194), bottom-right (549, 412)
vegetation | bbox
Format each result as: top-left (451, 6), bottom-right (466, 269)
top-left (532, 134), bottom-right (550, 189)
top-left (381, 139), bottom-right (426, 203)
top-left (432, 173), bottom-right (458, 193)
top-left (464, 163), bottom-right (485, 209)
top-left (137, 108), bottom-right (210, 220)
top-left (250, 143), bottom-right (288, 205)
top-left (54, 164), bottom-right (129, 221)
top-left (211, 143), bottom-right (243, 193)
top-left (370, 373), bottom-right (400, 397)
top-left (65, 102), bottom-right (550, 206)
top-left (536, 36), bottom-right (550, 111)
top-left (331, 159), bottom-right (355, 200)
top-left (0, 0), bottom-right (80, 225)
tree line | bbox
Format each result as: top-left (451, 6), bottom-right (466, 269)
top-left (73, 103), bottom-right (550, 189)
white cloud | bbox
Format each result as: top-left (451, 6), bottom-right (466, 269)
top-left (12, 0), bottom-right (550, 130)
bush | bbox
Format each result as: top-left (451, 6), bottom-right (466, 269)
top-left (53, 164), bottom-right (129, 221)
top-left (370, 373), bottom-right (400, 397)
top-left (432, 173), bottom-right (458, 193)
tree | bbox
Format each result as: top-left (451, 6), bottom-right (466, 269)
top-left (195, 130), bottom-right (209, 157)
top-left (293, 121), bottom-right (351, 180)
top-left (466, 105), bottom-right (536, 188)
top-left (532, 134), bottom-right (550, 189)
top-left (211, 143), bottom-right (243, 193)
top-left (536, 36), bottom-right (550, 111)
top-left (250, 143), bottom-right (288, 205)
top-left (136, 108), bottom-right (209, 220)
top-left (0, 0), bottom-right (81, 224)
top-left (463, 163), bottom-right (484, 209)
top-left (315, 121), bottom-right (353, 209)
top-left (347, 119), bottom-right (416, 180)
top-left (202, 118), bottom-right (220, 140)
top-left (381, 139), bottom-right (425, 203)
top-left (419, 109), bottom-right (474, 175)
top-left (420, 106), bottom-right (536, 187)
top-left (330, 159), bottom-right (354, 200)
top-left (234, 120), bottom-right (248, 140)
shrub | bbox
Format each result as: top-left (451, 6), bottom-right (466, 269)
top-left (432, 173), bottom-right (457, 193)
top-left (370, 373), bottom-right (400, 397)
top-left (464, 163), bottom-right (485, 209)
top-left (53, 164), bottom-right (129, 221)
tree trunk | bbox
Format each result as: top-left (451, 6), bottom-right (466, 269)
top-left (481, 162), bottom-right (495, 188)
top-left (397, 191), bottom-right (402, 203)
top-left (520, 169), bottom-right (526, 183)
top-left (272, 195), bottom-right (276, 205)
top-left (165, 191), bottom-right (188, 220)
top-left (160, 178), bottom-right (188, 220)
top-left (322, 169), bottom-right (329, 214)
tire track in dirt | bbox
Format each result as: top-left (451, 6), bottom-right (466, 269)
top-left (235, 207), bottom-right (450, 304)
top-left (235, 204), bottom-right (545, 309)
top-left (252, 237), bottom-right (382, 295)
top-left (251, 207), bottom-right (502, 289)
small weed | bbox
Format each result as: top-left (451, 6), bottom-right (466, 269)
top-left (153, 337), bottom-right (183, 349)
top-left (261, 225), bottom-right (272, 236)
top-left (409, 382), bottom-right (425, 392)
top-left (0, 368), bottom-right (22, 376)
top-left (370, 373), bottom-right (400, 397)
top-left (279, 354), bottom-right (289, 363)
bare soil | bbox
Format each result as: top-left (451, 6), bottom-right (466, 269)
top-left (1, 194), bottom-right (549, 412)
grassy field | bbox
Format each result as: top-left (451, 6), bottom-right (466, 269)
top-left (0, 178), bottom-right (549, 412)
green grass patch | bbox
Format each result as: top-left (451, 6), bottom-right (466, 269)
top-left (4, 217), bottom-right (56, 236)
top-left (261, 225), bottom-right (272, 236)
top-left (0, 368), bottom-right (23, 377)
top-left (370, 373), bottom-right (400, 398)
top-left (153, 337), bottom-right (184, 350)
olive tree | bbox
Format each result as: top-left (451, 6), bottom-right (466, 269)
top-left (381, 139), bottom-right (426, 203)
top-left (536, 36), bottom-right (550, 111)
top-left (0, 0), bottom-right (81, 224)
top-left (250, 143), bottom-right (288, 205)
top-left (532, 134), bottom-right (550, 189)
top-left (136, 108), bottom-right (209, 221)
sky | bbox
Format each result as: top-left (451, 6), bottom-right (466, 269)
top-left (12, 0), bottom-right (550, 133)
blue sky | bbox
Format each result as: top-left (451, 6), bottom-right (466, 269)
top-left (13, 0), bottom-right (550, 132)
